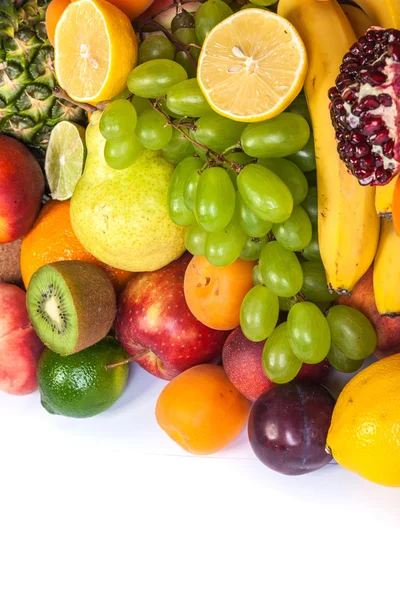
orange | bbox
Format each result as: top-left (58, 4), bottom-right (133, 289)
top-left (72, 0), bottom-right (154, 20)
top-left (184, 256), bottom-right (256, 330)
top-left (45, 0), bottom-right (70, 46)
top-left (54, 0), bottom-right (138, 105)
top-left (197, 9), bottom-right (307, 122)
top-left (20, 201), bottom-right (133, 293)
top-left (156, 364), bottom-right (250, 455)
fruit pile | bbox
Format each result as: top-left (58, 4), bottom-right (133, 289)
top-left (2, 0), bottom-right (400, 489)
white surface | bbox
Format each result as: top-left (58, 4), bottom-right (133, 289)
top-left (1, 362), bottom-right (400, 600)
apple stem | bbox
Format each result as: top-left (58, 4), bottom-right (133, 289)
top-left (105, 350), bottom-right (148, 371)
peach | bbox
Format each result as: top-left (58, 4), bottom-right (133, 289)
top-left (0, 136), bottom-right (44, 244)
top-left (0, 283), bottom-right (44, 395)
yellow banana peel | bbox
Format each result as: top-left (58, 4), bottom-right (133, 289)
top-left (373, 218), bottom-right (400, 315)
top-left (341, 4), bottom-right (374, 37)
top-left (351, 0), bottom-right (400, 28)
top-left (278, 0), bottom-right (379, 294)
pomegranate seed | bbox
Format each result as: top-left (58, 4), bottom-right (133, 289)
top-left (350, 132), bottom-right (365, 144)
top-left (358, 35), bottom-right (367, 47)
top-left (389, 41), bottom-right (400, 60)
top-left (363, 42), bottom-right (375, 55)
top-left (351, 104), bottom-right (364, 117)
top-left (335, 130), bottom-right (345, 142)
top-left (366, 29), bottom-right (377, 42)
top-left (343, 90), bottom-right (357, 103)
top-left (360, 115), bottom-right (384, 135)
top-left (373, 154), bottom-right (384, 168)
top-left (383, 140), bottom-right (394, 158)
top-left (376, 167), bottom-right (393, 184)
top-left (343, 52), bottom-right (358, 63)
top-left (359, 96), bottom-right (380, 110)
top-left (378, 93), bottom-right (393, 107)
top-left (369, 71), bottom-right (387, 85)
top-left (370, 129), bottom-right (390, 144)
top-left (355, 143), bottom-right (370, 157)
top-left (359, 155), bottom-right (375, 169)
top-left (348, 155), bottom-right (359, 166)
top-left (328, 87), bottom-right (339, 101)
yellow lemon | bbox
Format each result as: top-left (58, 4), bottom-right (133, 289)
top-left (197, 8), bottom-right (307, 122)
top-left (327, 355), bottom-right (400, 487)
top-left (54, 0), bottom-right (138, 105)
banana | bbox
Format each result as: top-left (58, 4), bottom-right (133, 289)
top-left (340, 4), bottom-right (374, 37)
top-left (350, 0), bottom-right (400, 28)
top-left (278, 0), bottom-right (379, 294)
top-left (375, 174), bottom-right (398, 218)
top-left (373, 218), bottom-right (400, 315)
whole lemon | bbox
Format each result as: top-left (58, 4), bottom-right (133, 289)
top-left (327, 355), bottom-right (400, 487)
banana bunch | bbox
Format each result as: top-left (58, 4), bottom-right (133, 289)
top-left (278, 0), bottom-right (379, 295)
top-left (341, 3), bottom-right (373, 36)
top-left (350, 0), bottom-right (400, 29)
top-left (374, 219), bottom-right (400, 315)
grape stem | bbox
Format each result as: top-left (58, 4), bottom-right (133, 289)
top-left (52, 86), bottom-right (97, 114)
top-left (150, 100), bottom-right (245, 172)
top-left (140, 20), bottom-right (197, 66)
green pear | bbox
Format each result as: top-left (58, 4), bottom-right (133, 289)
top-left (70, 111), bottom-right (186, 272)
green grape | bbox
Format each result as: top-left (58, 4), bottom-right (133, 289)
top-left (195, 167), bottom-right (236, 232)
top-left (237, 163), bottom-right (293, 223)
top-left (258, 157), bottom-right (308, 205)
top-left (301, 261), bottom-right (337, 303)
top-left (326, 305), bottom-right (377, 360)
top-left (136, 108), bottom-right (173, 150)
top-left (301, 186), bottom-right (318, 226)
top-left (262, 322), bottom-right (303, 384)
top-left (327, 343), bottom-right (364, 374)
top-left (167, 156), bottom-right (204, 224)
top-left (138, 35), bottom-right (175, 63)
top-left (183, 167), bottom-right (201, 211)
top-left (161, 126), bottom-right (195, 164)
top-left (104, 136), bottom-right (142, 170)
top-left (99, 99), bottom-right (137, 141)
top-left (194, 113), bottom-right (246, 153)
top-left (306, 170), bottom-right (317, 187)
top-left (240, 285), bottom-right (279, 342)
top-left (166, 79), bottom-right (212, 117)
top-left (302, 229), bottom-right (320, 260)
top-left (279, 296), bottom-right (298, 312)
top-left (272, 205), bottom-right (312, 251)
top-left (185, 223), bottom-right (207, 255)
top-left (241, 114), bottom-right (310, 158)
top-left (112, 88), bottom-right (131, 100)
top-left (240, 236), bottom-right (267, 261)
top-left (186, 128), bottom-right (208, 160)
top-left (195, 0), bottom-right (233, 44)
top-left (225, 152), bottom-right (253, 186)
top-left (287, 136), bottom-right (316, 172)
top-left (171, 10), bottom-right (195, 33)
top-left (253, 264), bottom-right (264, 286)
top-left (205, 208), bottom-right (247, 267)
top-left (131, 95), bottom-right (150, 115)
top-left (245, 0), bottom-right (275, 5)
top-left (173, 27), bottom-right (201, 60)
top-left (157, 97), bottom-right (182, 118)
top-left (127, 59), bottom-right (188, 98)
top-left (238, 191), bottom-right (272, 237)
top-left (174, 50), bottom-right (197, 78)
top-left (259, 241), bottom-right (303, 297)
top-left (287, 302), bottom-right (331, 364)
top-left (285, 93), bottom-right (312, 127)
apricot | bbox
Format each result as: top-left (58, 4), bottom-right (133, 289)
top-left (156, 364), bottom-right (250, 455)
top-left (0, 284), bottom-right (44, 395)
top-left (184, 256), bottom-right (256, 330)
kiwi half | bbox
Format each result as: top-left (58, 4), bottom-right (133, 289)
top-left (26, 261), bottom-right (116, 356)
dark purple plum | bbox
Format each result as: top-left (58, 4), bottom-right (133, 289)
top-left (248, 382), bottom-right (335, 476)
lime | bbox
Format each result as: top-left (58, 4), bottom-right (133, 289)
top-left (37, 337), bottom-right (129, 418)
top-left (45, 121), bottom-right (86, 201)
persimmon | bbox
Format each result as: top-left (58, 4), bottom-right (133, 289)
top-left (156, 364), bottom-right (250, 455)
top-left (184, 256), bottom-right (256, 330)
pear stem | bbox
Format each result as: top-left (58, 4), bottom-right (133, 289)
top-left (105, 350), bottom-right (148, 371)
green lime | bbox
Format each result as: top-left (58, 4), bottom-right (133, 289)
top-left (38, 337), bottom-right (129, 418)
top-left (45, 121), bottom-right (86, 201)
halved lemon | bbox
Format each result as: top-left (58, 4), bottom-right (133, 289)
top-left (54, 0), bottom-right (138, 105)
top-left (197, 9), bottom-right (308, 122)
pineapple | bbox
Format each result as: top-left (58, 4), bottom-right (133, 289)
top-left (0, 0), bottom-right (86, 149)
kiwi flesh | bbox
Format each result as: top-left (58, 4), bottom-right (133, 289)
top-left (26, 261), bottom-right (116, 355)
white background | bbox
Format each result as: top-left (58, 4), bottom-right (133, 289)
top-left (1, 362), bottom-right (399, 600)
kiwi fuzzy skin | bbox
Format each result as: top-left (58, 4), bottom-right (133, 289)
top-left (31, 261), bottom-right (116, 355)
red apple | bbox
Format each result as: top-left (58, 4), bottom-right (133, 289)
top-left (222, 327), bottom-right (330, 402)
top-left (338, 266), bottom-right (400, 358)
top-left (0, 135), bottom-right (44, 243)
top-left (114, 253), bottom-right (229, 380)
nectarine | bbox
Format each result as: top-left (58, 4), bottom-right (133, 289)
top-left (0, 284), bottom-right (44, 395)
